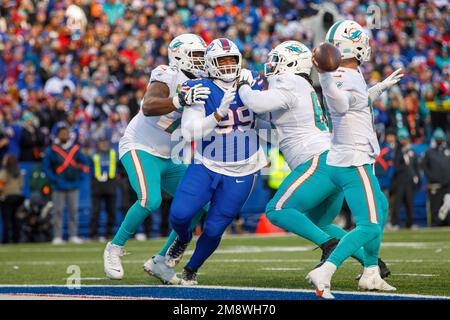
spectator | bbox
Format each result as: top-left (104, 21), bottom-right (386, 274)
top-left (375, 128), bottom-right (396, 229)
top-left (19, 112), bottom-right (45, 162)
top-left (89, 137), bottom-right (118, 241)
top-left (103, 0), bottom-right (126, 25)
top-left (43, 66), bottom-right (76, 96)
top-left (391, 129), bottom-right (421, 229)
top-left (421, 128), bottom-right (450, 226)
top-left (0, 154), bottom-right (24, 243)
top-left (42, 123), bottom-right (89, 244)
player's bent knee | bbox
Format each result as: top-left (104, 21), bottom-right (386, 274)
top-left (359, 223), bottom-right (381, 239)
top-left (169, 206), bottom-right (192, 228)
top-left (203, 226), bottom-right (225, 240)
top-left (138, 196), bottom-right (162, 212)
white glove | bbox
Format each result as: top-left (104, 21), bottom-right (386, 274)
top-left (216, 89), bottom-right (235, 118)
top-left (380, 68), bottom-right (404, 91)
top-left (172, 83), bottom-right (211, 111)
top-left (368, 68), bottom-right (404, 100)
top-left (237, 68), bottom-right (255, 89)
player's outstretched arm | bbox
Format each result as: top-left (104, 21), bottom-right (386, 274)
top-left (141, 81), bottom-right (176, 116)
top-left (239, 85), bottom-right (291, 113)
top-left (238, 69), bottom-right (290, 113)
top-left (368, 68), bottom-right (403, 101)
top-left (181, 105), bottom-right (218, 142)
top-left (142, 82), bottom-right (211, 117)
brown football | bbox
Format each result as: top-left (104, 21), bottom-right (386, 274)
top-left (313, 42), bottom-right (341, 72)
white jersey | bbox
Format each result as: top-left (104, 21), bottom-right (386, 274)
top-left (319, 67), bottom-right (380, 167)
top-left (118, 65), bottom-right (189, 159)
top-left (239, 73), bottom-right (331, 170)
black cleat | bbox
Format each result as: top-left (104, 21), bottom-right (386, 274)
top-left (378, 258), bottom-right (391, 279)
top-left (181, 267), bottom-right (198, 285)
top-left (165, 236), bottom-right (189, 268)
top-left (315, 238), bottom-right (340, 269)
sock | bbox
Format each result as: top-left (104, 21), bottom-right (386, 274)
top-left (322, 261), bottom-right (337, 277)
top-left (186, 233), bottom-right (221, 272)
top-left (158, 230), bottom-right (178, 256)
top-left (112, 201), bottom-right (151, 246)
top-left (159, 208), bottom-right (206, 256)
top-left (327, 224), bottom-right (379, 268)
top-left (321, 224), bottom-right (365, 265)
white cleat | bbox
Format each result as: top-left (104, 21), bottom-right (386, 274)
top-left (52, 237), bottom-right (65, 245)
top-left (305, 265), bottom-right (335, 299)
top-left (358, 266), bottom-right (396, 291)
top-left (103, 242), bottom-right (125, 280)
top-left (143, 255), bottom-right (180, 285)
top-left (69, 236), bottom-right (84, 244)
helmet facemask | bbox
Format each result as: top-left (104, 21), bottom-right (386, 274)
top-left (175, 48), bottom-right (206, 78)
top-left (264, 53), bottom-right (283, 77)
top-left (208, 54), bottom-right (241, 82)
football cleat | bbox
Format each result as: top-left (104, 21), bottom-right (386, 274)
top-left (103, 242), bottom-right (125, 280)
top-left (180, 267), bottom-right (198, 286)
top-left (165, 236), bottom-right (189, 268)
top-left (355, 258), bottom-right (391, 280)
top-left (315, 238), bottom-right (339, 269)
top-left (305, 264), bottom-right (335, 299)
top-left (358, 266), bottom-right (396, 291)
top-left (143, 255), bottom-right (180, 285)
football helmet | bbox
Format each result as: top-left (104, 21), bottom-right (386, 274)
top-left (264, 40), bottom-right (313, 77)
top-left (204, 38), bottom-right (242, 82)
top-left (168, 34), bottom-right (207, 78)
top-left (325, 20), bottom-right (371, 64)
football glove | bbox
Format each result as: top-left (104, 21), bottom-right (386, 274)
top-left (215, 89), bottom-right (235, 118)
top-left (379, 68), bottom-right (404, 91)
top-left (237, 68), bottom-right (255, 90)
top-left (172, 83), bottom-right (211, 111)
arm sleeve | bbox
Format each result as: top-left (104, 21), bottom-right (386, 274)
top-left (239, 85), bottom-right (291, 113)
top-left (368, 83), bottom-right (384, 101)
top-left (319, 73), bottom-right (353, 115)
top-left (181, 104), bottom-right (219, 142)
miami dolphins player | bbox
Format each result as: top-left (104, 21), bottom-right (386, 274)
top-left (164, 38), bottom-right (267, 285)
top-left (306, 20), bottom-right (402, 298)
top-left (237, 40), bottom-right (390, 284)
top-left (103, 33), bottom-right (211, 283)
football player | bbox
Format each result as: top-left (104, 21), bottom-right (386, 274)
top-left (237, 40), bottom-right (390, 289)
top-left (306, 20), bottom-right (402, 298)
top-left (103, 34), bottom-right (210, 284)
top-left (165, 38), bottom-right (267, 285)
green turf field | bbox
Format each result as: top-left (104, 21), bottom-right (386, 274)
top-left (1, 227), bottom-right (449, 297)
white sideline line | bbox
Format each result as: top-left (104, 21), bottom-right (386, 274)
top-left (3, 258), bottom-right (450, 266)
top-left (392, 273), bottom-right (438, 277)
top-left (260, 267), bottom-right (304, 271)
top-left (0, 284), bottom-right (448, 300)
top-left (2, 242), bottom-right (449, 254)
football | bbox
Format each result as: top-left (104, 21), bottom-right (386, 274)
top-left (313, 42), bottom-right (341, 72)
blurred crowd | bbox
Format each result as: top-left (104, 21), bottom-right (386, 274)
top-left (0, 0), bottom-right (449, 243)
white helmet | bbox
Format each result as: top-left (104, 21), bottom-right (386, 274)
top-left (168, 33), bottom-right (207, 78)
top-left (325, 20), bottom-right (371, 64)
top-left (264, 40), bottom-right (313, 77)
top-left (204, 38), bottom-right (242, 82)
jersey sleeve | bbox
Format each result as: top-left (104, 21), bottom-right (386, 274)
top-left (319, 72), bottom-right (353, 114)
top-left (251, 71), bottom-right (266, 91)
top-left (149, 65), bottom-right (178, 87)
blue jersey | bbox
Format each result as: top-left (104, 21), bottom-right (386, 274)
top-left (183, 72), bottom-right (265, 165)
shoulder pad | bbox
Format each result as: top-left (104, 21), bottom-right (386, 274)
top-left (149, 65), bottom-right (178, 85)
